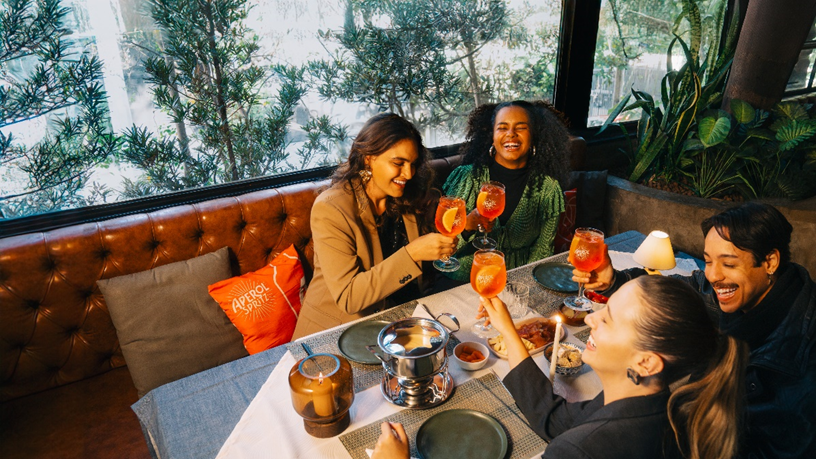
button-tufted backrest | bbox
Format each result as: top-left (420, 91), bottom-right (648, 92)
top-left (0, 181), bottom-right (324, 401)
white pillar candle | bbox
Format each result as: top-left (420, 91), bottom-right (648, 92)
top-left (549, 316), bottom-right (563, 381)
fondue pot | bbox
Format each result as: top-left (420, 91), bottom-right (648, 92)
top-left (367, 316), bottom-right (460, 379)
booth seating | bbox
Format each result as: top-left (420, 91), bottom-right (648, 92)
top-left (0, 137), bottom-right (585, 459)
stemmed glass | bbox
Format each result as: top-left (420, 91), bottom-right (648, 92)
top-left (563, 228), bottom-right (605, 310)
top-left (433, 196), bottom-right (467, 272)
top-left (470, 249), bottom-right (506, 338)
top-left (473, 181), bottom-right (505, 250)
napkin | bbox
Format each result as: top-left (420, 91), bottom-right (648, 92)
top-left (608, 250), bottom-right (699, 277)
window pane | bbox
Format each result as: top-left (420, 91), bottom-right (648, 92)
top-left (588, 0), bottom-right (727, 127)
top-left (785, 16), bottom-right (816, 95)
top-left (0, 0), bottom-right (562, 219)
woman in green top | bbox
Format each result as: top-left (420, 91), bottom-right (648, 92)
top-left (440, 100), bottom-right (570, 283)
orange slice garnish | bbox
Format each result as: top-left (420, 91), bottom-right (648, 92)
top-left (475, 264), bottom-right (502, 293)
top-left (442, 208), bottom-right (458, 232)
top-left (476, 191), bottom-right (488, 211)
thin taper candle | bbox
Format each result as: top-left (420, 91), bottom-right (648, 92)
top-left (549, 316), bottom-right (563, 380)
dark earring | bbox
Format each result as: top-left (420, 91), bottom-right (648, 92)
top-left (489, 146), bottom-right (495, 158)
top-left (627, 368), bottom-right (641, 385)
top-left (768, 271), bottom-right (774, 285)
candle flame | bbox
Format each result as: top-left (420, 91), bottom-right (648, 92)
top-left (555, 315), bottom-right (562, 323)
top-left (318, 372), bottom-right (324, 384)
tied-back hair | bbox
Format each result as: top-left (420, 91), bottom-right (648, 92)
top-left (332, 113), bottom-right (435, 220)
top-left (701, 202), bottom-right (793, 267)
top-left (459, 100), bottom-right (571, 189)
top-left (632, 276), bottom-right (748, 459)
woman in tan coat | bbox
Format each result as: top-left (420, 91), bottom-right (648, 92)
top-left (292, 114), bottom-right (457, 338)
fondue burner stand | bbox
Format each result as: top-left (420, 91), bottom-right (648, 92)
top-left (380, 359), bottom-right (454, 409)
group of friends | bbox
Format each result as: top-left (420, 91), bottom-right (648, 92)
top-left (289, 101), bottom-right (816, 459)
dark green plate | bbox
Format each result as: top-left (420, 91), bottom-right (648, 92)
top-left (337, 320), bottom-right (390, 365)
top-left (416, 409), bottom-right (508, 459)
top-left (532, 262), bottom-right (579, 293)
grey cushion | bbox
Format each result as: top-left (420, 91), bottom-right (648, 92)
top-left (97, 247), bottom-right (248, 397)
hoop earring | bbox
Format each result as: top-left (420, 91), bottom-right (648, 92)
top-left (768, 271), bottom-right (774, 285)
top-left (626, 368), bottom-right (641, 385)
top-left (489, 145), bottom-right (495, 158)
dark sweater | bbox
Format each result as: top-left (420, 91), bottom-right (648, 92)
top-left (504, 357), bottom-right (679, 459)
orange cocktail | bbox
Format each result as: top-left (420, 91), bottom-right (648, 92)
top-left (568, 228), bottom-right (605, 272)
top-left (433, 196), bottom-right (466, 272)
top-left (471, 250), bottom-right (507, 298)
top-left (473, 181), bottom-right (505, 250)
top-left (565, 228), bottom-right (605, 310)
top-left (471, 249), bottom-right (506, 337)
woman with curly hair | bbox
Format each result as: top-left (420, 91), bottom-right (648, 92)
top-left (293, 113), bottom-right (457, 338)
top-left (439, 100), bottom-right (571, 283)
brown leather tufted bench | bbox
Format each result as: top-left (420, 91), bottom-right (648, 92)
top-left (0, 138), bottom-right (584, 459)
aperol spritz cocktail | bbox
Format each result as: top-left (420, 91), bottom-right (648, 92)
top-left (473, 181), bottom-right (505, 249)
top-left (433, 196), bottom-right (467, 272)
top-left (564, 228), bottom-right (605, 310)
top-left (470, 249), bottom-right (506, 337)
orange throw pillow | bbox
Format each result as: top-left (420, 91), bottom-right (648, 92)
top-left (208, 245), bottom-right (305, 354)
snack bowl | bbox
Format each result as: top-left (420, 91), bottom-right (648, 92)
top-left (453, 342), bottom-right (489, 371)
top-left (543, 342), bottom-right (585, 376)
top-left (559, 303), bottom-right (590, 326)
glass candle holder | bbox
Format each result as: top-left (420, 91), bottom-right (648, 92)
top-left (288, 353), bottom-right (354, 438)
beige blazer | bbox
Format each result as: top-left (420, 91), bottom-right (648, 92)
top-left (292, 180), bottom-right (424, 339)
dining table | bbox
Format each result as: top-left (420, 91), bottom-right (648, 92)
top-left (131, 230), bottom-right (703, 459)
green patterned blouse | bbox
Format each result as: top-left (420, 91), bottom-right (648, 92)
top-left (442, 164), bottom-right (565, 281)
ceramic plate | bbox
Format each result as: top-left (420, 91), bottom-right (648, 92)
top-left (337, 320), bottom-right (390, 365)
top-left (416, 409), bottom-right (508, 459)
top-left (485, 317), bottom-right (568, 360)
top-left (532, 262), bottom-right (579, 293)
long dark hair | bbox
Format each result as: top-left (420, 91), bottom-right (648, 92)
top-left (459, 100), bottom-right (570, 188)
top-left (332, 113), bottom-right (434, 217)
top-left (632, 275), bottom-right (747, 459)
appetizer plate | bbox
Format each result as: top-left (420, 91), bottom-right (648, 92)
top-left (484, 317), bottom-right (568, 360)
top-left (532, 262), bottom-right (579, 293)
top-left (337, 320), bottom-right (390, 365)
top-left (416, 409), bottom-right (508, 459)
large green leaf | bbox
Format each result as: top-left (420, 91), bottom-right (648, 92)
top-left (776, 102), bottom-right (809, 121)
top-left (776, 120), bottom-right (816, 151)
top-left (629, 131), bottom-right (668, 182)
top-left (699, 115), bottom-right (731, 147)
top-left (730, 99), bottom-right (755, 124)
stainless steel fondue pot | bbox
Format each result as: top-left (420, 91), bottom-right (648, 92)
top-left (367, 316), bottom-right (459, 379)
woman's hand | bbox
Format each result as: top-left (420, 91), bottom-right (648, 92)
top-left (465, 208), bottom-right (494, 232)
top-left (405, 233), bottom-right (457, 262)
top-left (479, 296), bottom-right (530, 369)
top-left (370, 422), bottom-right (410, 459)
top-left (571, 244), bottom-right (614, 291)
top-left (477, 296), bottom-right (515, 337)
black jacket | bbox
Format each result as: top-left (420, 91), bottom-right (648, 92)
top-left (504, 357), bottom-right (680, 459)
top-left (601, 264), bottom-right (816, 459)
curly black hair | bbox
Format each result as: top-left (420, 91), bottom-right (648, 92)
top-left (332, 113), bottom-right (435, 219)
top-left (459, 100), bottom-right (571, 188)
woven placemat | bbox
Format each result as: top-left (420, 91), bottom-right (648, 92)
top-left (340, 372), bottom-right (547, 459)
top-left (288, 301), bottom-right (460, 393)
top-left (508, 252), bottom-right (570, 318)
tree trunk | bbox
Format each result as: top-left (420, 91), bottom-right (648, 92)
top-left (203, 0), bottom-right (238, 182)
top-left (723, 0), bottom-right (816, 110)
top-left (465, 42), bottom-right (482, 107)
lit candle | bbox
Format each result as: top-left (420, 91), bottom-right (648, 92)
top-left (311, 372), bottom-right (334, 417)
top-left (549, 316), bottom-right (563, 381)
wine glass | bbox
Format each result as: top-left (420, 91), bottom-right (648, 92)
top-left (473, 181), bottom-right (505, 250)
top-left (563, 228), bottom-right (605, 310)
top-left (433, 196), bottom-right (467, 272)
top-left (470, 249), bottom-right (506, 338)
